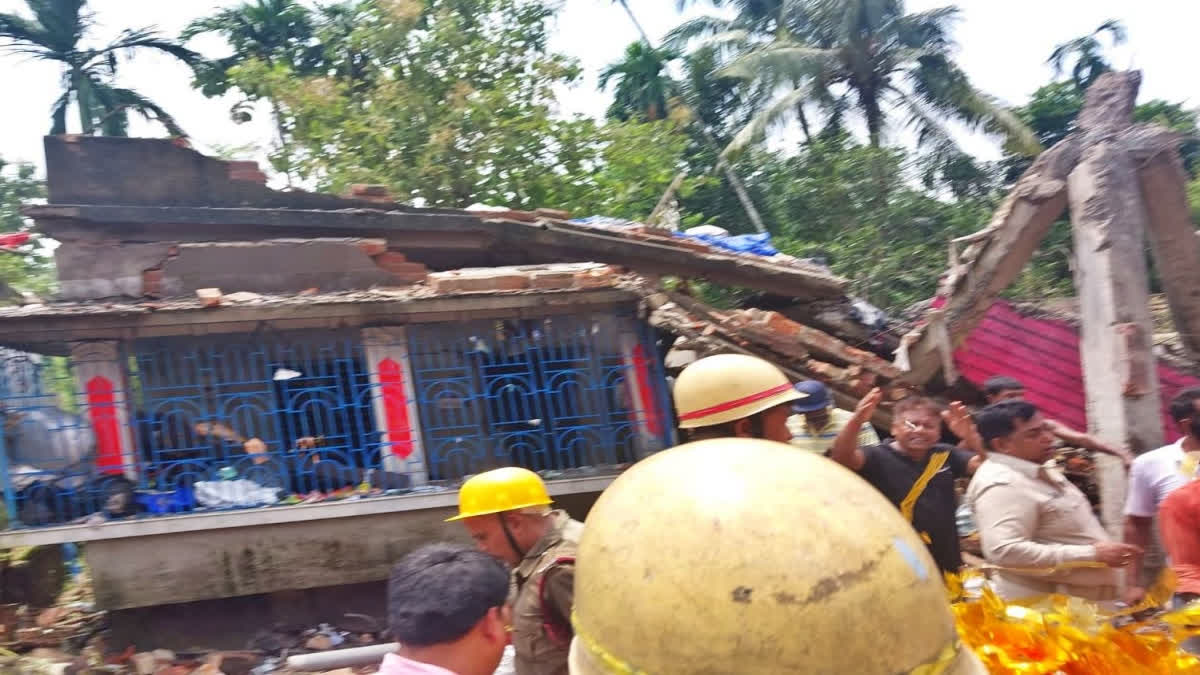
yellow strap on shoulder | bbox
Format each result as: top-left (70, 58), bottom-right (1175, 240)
top-left (900, 450), bottom-right (949, 543)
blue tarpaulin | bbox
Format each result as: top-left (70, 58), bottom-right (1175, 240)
top-left (675, 231), bottom-right (779, 257)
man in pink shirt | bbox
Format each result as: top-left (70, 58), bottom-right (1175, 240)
top-left (379, 543), bottom-right (512, 675)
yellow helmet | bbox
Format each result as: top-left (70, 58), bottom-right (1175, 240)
top-left (569, 438), bottom-right (986, 675)
top-left (672, 354), bottom-right (803, 428)
top-left (445, 466), bottom-right (552, 522)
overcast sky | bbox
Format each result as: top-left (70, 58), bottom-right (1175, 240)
top-left (1, 0), bottom-right (1197, 171)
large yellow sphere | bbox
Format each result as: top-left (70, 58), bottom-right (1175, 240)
top-left (569, 438), bottom-right (984, 674)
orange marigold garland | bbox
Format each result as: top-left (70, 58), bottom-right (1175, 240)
top-left (946, 569), bottom-right (1200, 674)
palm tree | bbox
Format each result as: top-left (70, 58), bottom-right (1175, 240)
top-left (183, 0), bottom-right (321, 185)
top-left (0, 0), bottom-right (202, 137)
top-left (694, 0), bottom-right (1040, 157)
top-left (182, 0), bottom-right (320, 98)
top-left (1048, 19), bottom-right (1126, 91)
top-left (599, 42), bottom-right (679, 122)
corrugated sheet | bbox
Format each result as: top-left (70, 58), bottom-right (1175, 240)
top-left (955, 301), bottom-right (1200, 443)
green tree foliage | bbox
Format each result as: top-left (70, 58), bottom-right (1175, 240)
top-left (0, 0), bottom-right (201, 136)
top-left (0, 160), bottom-right (52, 295)
top-left (219, 0), bottom-right (691, 216)
top-left (701, 0), bottom-right (1039, 159)
top-left (1004, 82), bottom-right (1199, 180)
top-left (1048, 19), bottom-right (1126, 90)
top-left (744, 134), bottom-right (997, 309)
top-left (600, 42), bottom-right (678, 122)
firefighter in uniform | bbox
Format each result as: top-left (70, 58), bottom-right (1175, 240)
top-left (672, 353), bottom-right (804, 442)
top-left (448, 467), bottom-right (582, 675)
top-left (568, 438), bottom-right (987, 674)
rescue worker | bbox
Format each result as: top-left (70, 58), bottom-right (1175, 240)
top-left (448, 467), bottom-right (582, 675)
top-left (672, 353), bottom-right (804, 442)
top-left (568, 438), bottom-right (987, 674)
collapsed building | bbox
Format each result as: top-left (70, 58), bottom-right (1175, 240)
top-left (0, 135), bottom-right (899, 642)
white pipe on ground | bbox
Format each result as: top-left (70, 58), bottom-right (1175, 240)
top-left (285, 642), bottom-right (398, 671)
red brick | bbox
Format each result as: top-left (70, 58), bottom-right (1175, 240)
top-left (356, 239), bottom-right (388, 257)
top-left (347, 184), bottom-right (394, 204)
top-left (429, 271), bottom-right (530, 293)
top-left (375, 256), bottom-right (429, 283)
top-left (529, 270), bottom-right (577, 289)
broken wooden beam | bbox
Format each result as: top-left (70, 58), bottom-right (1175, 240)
top-left (1137, 139), bottom-right (1200, 363)
top-left (899, 141), bottom-right (1076, 385)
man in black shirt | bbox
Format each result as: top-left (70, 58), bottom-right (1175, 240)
top-left (830, 390), bottom-right (986, 573)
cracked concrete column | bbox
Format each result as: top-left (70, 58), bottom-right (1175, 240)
top-left (1068, 71), bottom-right (1164, 534)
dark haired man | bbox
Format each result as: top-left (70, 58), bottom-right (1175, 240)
top-left (381, 543), bottom-right (512, 675)
top-left (831, 389), bottom-right (985, 573)
top-left (981, 375), bottom-right (1131, 467)
top-left (1124, 387), bottom-right (1200, 604)
top-left (968, 400), bottom-right (1140, 602)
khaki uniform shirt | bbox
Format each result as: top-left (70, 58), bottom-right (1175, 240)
top-left (512, 511), bottom-right (583, 675)
top-left (967, 453), bottom-right (1118, 601)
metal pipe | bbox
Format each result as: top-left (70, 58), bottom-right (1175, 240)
top-left (285, 643), bottom-right (398, 671)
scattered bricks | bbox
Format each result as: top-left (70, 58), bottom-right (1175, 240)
top-left (226, 160), bottom-right (268, 184)
top-left (573, 266), bottom-right (616, 289)
top-left (529, 269), bottom-right (577, 290)
top-left (142, 268), bottom-right (164, 297)
top-left (355, 238), bottom-right (388, 257)
top-left (347, 184), bottom-right (394, 204)
top-left (196, 288), bottom-right (223, 308)
top-left (535, 208), bottom-right (570, 220)
top-left (429, 270), bottom-right (531, 293)
top-left (374, 253), bottom-right (430, 283)
top-left (806, 359), bottom-right (850, 383)
top-left (758, 311), bottom-right (803, 338)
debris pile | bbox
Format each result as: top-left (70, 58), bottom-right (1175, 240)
top-left (638, 283), bottom-right (914, 426)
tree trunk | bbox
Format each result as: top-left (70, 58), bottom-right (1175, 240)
top-left (74, 71), bottom-right (94, 135)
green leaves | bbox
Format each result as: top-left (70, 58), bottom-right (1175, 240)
top-left (0, 0), bottom-right (199, 137)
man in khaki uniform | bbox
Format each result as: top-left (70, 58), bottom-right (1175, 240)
top-left (449, 467), bottom-right (582, 675)
top-left (968, 400), bottom-right (1141, 602)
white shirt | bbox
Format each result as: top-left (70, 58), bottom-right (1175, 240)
top-left (1124, 439), bottom-right (1188, 518)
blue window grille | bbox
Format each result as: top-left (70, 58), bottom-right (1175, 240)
top-left (129, 331), bottom-right (382, 500)
top-left (406, 312), bottom-right (669, 481)
top-left (0, 310), bottom-right (671, 529)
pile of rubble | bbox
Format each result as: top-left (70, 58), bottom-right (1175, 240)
top-left (638, 283), bottom-right (913, 426)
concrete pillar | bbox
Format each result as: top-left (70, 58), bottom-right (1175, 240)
top-left (361, 327), bottom-right (428, 485)
top-left (69, 341), bottom-right (137, 480)
top-left (1067, 72), bottom-right (1164, 534)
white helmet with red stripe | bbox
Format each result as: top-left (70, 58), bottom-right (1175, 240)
top-left (673, 354), bottom-right (803, 429)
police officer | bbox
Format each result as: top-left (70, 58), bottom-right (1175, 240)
top-left (568, 438), bottom-right (987, 674)
top-left (448, 467), bottom-right (582, 675)
top-left (672, 353), bottom-right (804, 442)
